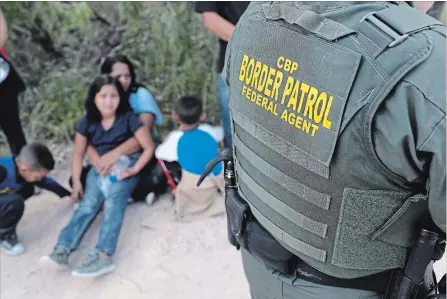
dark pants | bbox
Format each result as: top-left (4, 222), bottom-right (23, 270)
top-left (0, 91), bottom-right (27, 156)
top-left (0, 193), bottom-right (25, 240)
top-left (0, 59), bottom-right (27, 156)
top-left (241, 248), bottom-right (380, 299)
top-left (131, 157), bottom-right (168, 200)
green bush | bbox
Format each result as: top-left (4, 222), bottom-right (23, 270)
top-left (1, 1), bottom-right (220, 151)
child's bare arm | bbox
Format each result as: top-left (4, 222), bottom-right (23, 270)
top-left (119, 126), bottom-right (155, 180)
top-left (91, 113), bottom-right (155, 175)
top-left (0, 9), bottom-right (8, 48)
top-left (71, 133), bottom-right (88, 201)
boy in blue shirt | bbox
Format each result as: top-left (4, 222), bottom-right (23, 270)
top-left (155, 95), bottom-right (225, 222)
top-left (0, 143), bottom-right (70, 255)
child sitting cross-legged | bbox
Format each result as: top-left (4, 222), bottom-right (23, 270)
top-left (42, 75), bottom-right (154, 277)
top-left (155, 95), bottom-right (225, 222)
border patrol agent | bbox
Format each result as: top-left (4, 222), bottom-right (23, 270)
top-left (221, 1), bottom-right (446, 298)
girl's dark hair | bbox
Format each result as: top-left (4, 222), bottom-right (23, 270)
top-left (100, 54), bottom-right (144, 93)
top-left (85, 75), bottom-right (132, 122)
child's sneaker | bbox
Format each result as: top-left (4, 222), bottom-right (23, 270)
top-left (71, 250), bottom-right (116, 277)
top-left (40, 247), bottom-right (70, 267)
top-left (0, 234), bottom-right (25, 256)
top-left (145, 192), bottom-right (156, 205)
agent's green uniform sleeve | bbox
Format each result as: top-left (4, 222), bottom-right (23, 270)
top-left (373, 81), bottom-right (446, 232)
top-left (421, 115), bottom-right (446, 232)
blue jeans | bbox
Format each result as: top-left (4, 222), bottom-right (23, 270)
top-left (217, 73), bottom-right (232, 149)
top-left (55, 164), bottom-right (139, 255)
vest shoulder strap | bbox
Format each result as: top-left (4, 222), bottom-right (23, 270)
top-left (358, 5), bottom-right (443, 57)
top-left (262, 3), bottom-right (356, 41)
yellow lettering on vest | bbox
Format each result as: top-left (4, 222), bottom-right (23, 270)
top-left (257, 94), bottom-right (262, 105)
top-left (302, 118), bottom-right (310, 133)
top-left (245, 58), bottom-right (255, 85)
top-left (257, 64), bottom-right (269, 93)
top-left (277, 56), bottom-right (299, 74)
top-left (287, 110), bottom-right (296, 125)
top-left (287, 80), bottom-right (300, 111)
top-left (251, 61), bottom-right (262, 90)
top-left (311, 124), bottom-right (319, 136)
top-left (242, 85), bottom-right (247, 96)
top-left (261, 97), bottom-right (268, 109)
top-left (267, 100), bottom-right (278, 116)
top-left (297, 83), bottom-right (310, 113)
top-left (281, 76), bottom-right (294, 105)
top-left (246, 87), bottom-right (252, 101)
top-left (271, 70), bottom-right (283, 102)
top-left (264, 67), bottom-right (276, 97)
top-left (252, 90), bottom-right (258, 103)
top-left (239, 55), bottom-right (249, 81)
top-left (323, 96), bottom-right (333, 130)
top-left (303, 87), bottom-right (318, 120)
top-left (277, 56), bottom-right (285, 69)
top-left (313, 92), bottom-right (327, 124)
top-left (295, 114), bottom-right (303, 130)
top-left (290, 62), bottom-right (298, 74)
top-left (284, 59), bottom-right (291, 72)
top-left (281, 109), bottom-right (288, 121)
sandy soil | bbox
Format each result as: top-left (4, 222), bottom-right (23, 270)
top-left (0, 170), bottom-right (445, 299)
top-left (0, 170), bottom-right (249, 299)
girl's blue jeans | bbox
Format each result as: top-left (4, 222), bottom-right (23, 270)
top-left (55, 159), bottom-right (139, 255)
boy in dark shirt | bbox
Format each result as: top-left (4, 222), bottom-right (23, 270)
top-left (0, 143), bottom-right (70, 255)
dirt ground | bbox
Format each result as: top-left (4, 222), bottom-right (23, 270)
top-left (0, 170), bottom-right (445, 299)
top-left (0, 169), bottom-right (249, 299)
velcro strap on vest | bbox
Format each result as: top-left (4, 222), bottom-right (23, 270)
top-left (262, 3), bottom-right (356, 41)
top-left (372, 5), bottom-right (442, 35)
top-left (358, 5), bottom-right (443, 55)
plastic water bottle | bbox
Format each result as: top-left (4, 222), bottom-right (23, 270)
top-left (0, 57), bottom-right (10, 84)
top-left (98, 155), bottom-right (131, 197)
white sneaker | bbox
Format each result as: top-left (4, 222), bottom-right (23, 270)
top-left (34, 187), bottom-right (42, 195)
top-left (1, 240), bottom-right (25, 256)
top-left (145, 192), bottom-right (156, 205)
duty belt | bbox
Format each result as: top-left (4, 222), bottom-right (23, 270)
top-left (231, 195), bottom-right (395, 293)
top-left (197, 149), bottom-right (395, 293)
top-left (198, 149), bottom-right (443, 297)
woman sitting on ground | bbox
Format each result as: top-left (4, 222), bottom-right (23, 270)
top-left (77, 55), bottom-right (166, 204)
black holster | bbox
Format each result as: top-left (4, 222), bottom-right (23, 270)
top-left (225, 185), bottom-right (297, 274)
top-left (384, 230), bottom-right (443, 299)
top-left (225, 187), bottom-right (247, 248)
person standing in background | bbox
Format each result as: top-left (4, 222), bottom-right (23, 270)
top-left (0, 8), bottom-right (71, 199)
top-left (0, 8), bottom-right (8, 59)
top-left (194, 1), bottom-right (250, 149)
top-left (0, 8), bottom-right (27, 156)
